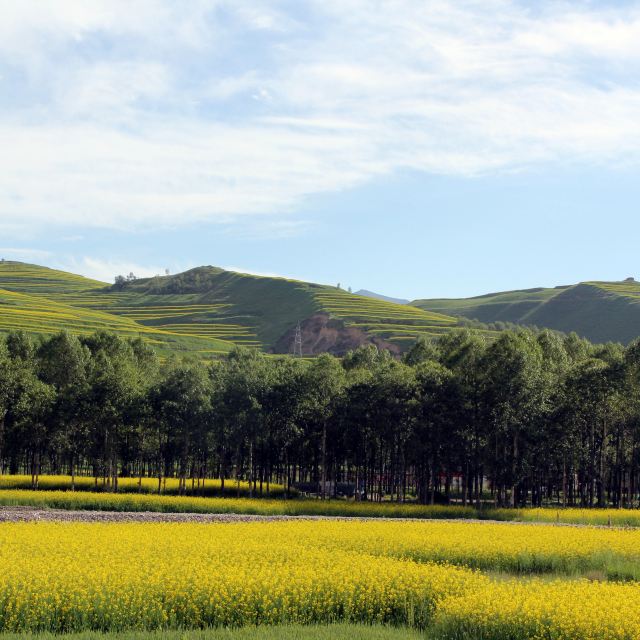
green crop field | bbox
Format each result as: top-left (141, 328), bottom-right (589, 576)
top-left (413, 279), bottom-right (640, 344)
top-left (0, 261), bottom-right (473, 356)
top-left (93, 301), bottom-right (262, 348)
top-left (8, 261), bottom-right (638, 354)
top-left (0, 263), bottom-right (234, 356)
top-left (314, 290), bottom-right (463, 346)
top-left (586, 280), bottom-right (640, 299)
top-left (106, 272), bottom-right (478, 352)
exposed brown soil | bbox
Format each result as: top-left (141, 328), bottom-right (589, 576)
top-left (272, 313), bottom-right (401, 357)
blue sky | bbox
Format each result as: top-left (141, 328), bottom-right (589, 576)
top-left (1, 1), bottom-right (640, 300)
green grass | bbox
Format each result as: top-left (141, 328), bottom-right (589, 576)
top-left (0, 625), bottom-right (424, 640)
top-left (0, 262), bottom-right (472, 355)
top-left (412, 279), bottom-right (640, 344)
top-left (0, 490), bottom-right (477, 517)
top-left (4, 261), bottom-right (640, 355)
top-left (412, 286), bottom-right (565, 324)
top-left (0, 263), bottom-right (233, 357)
top-left (113, 267), bottom-right (470, 350)
top-left (313, 291), bottom-right (474, 347)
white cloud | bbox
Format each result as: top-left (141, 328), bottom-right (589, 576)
top-left (58, 62), bottom-right (171, 121)
top-left (0, 1), bottom-right (224, 59)
top-left (1, 0), bottom-right (640, 234)
top-left (0, 119), bottom-right (379, 229)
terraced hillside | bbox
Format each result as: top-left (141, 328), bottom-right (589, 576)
top-left (0, 262), bottom-right (234, 356)
top-left (104, 266), bottom-right (317, 351)
top-left (313, 290), bottom-right (458, 346)
top-left (0, 262), bottom-right (468, 356)
top-left (413, 279), bottom-right (640, 344)
top-left (111, 266), bottom-right (467, 354)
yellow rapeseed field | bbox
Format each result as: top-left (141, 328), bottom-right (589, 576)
top-left (5, 475), bottom-right (640, 527)
top-left (298, 519), bottom-right (640, 576)
top-left (0, 521), bottom-right (476, 632)
top-left (433, 579), bottom-right (640, 640)
top-left (2, 520), bottom-right (640, 637)
top-left (517, 506), bottom-right (640, 527)
top-left (0, 488), bottom-right (477, 519)
top-left (0, 475), bottom-right (290, 498)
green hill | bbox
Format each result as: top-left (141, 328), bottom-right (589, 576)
top-left (106, 266), bottom-right (466, 353)
top-left (0, 262), bottom-right (469, 356)
top-left (0, 262), bottom-right (234, 356)
top-left (412, 280), bottom-right (640, 344)
top-left (11, 261), bottom-right (640, 353)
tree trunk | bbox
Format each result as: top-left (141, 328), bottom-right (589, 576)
top-left (321, 421), bottom-right (327, 500)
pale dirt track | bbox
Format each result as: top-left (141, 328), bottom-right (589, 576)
top-left (0, 506), bottom-right (332, 523)
top-left (0, 505), bottom-right (622, 527)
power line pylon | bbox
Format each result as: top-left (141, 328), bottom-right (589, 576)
top-left (292, 322), bottom-right (303, 357)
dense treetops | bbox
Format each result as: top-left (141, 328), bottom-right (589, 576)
top-left (0, 327), bottom-right (639, 508)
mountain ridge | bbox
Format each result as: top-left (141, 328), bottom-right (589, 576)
top-left (6, 260), bottom-right (638, 351)
top-left (412, 279), bottom-right (640, 344)
top-left (0, 261), bottom-right (469, 356)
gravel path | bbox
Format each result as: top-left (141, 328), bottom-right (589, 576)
top-left (0, 506), bottom-right (339, 523)
top-left (0, 505), bottom-right (624, 527)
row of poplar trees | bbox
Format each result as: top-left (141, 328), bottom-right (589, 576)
top-left (1, 327), bottom-right (640, 508)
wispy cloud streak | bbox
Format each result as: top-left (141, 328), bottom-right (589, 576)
top-left (1, 0), bottom-right (640, 234)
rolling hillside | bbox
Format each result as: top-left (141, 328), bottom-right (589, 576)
top-left (412, 279), bottom-right (640, 344)
top-left (0, 262), bottom-right (235, 356)
top-left (105, 266), bottom-right (465, 354)
top-left (0, 262), bottom-right (468, 356)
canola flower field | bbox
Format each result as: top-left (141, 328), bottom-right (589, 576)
top-left (0, 489), bottom-right (480, 518)
top-left (313, 290), bottom-right (467, 346)
top-left (0, 261), bottom-right (481, 356)
top-left (0, 475), bottom-right (291, 499)
top-left (0, 263), bottom-right (233, 356)
top-left (5, 475), bottom-right (640, 526)
top-left (1, 520), bottom-right (640, 638)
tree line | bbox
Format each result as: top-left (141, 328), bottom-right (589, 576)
top-left (1, 327), bottom-right (639, 508)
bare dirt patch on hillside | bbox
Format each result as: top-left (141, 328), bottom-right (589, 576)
top-left (273, 313), bottom-right (401, 356)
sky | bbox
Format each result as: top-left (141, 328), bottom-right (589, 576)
top-left (1, 0), bottom-right (640, 300)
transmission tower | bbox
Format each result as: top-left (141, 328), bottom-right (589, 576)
top-left (292, 322), bottom-right (303, 357)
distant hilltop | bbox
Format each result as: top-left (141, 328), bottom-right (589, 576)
top-left (2, 260), bottom-right (639, 352)
top-left (0, 261), bottom-right (463, 357)
top-left (355, 289), bottom-right (410, 305)
top-left (412, 279), bottom-right (640, 345)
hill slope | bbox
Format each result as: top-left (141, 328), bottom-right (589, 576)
top-left (0, 262), bottom-right (235, 356)
top-left (109, 266), bottom-right (465, 354)
top-left (412, 280), bottom-right (640, 344)
top-left (0, 262), bottom-right (469, 356)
